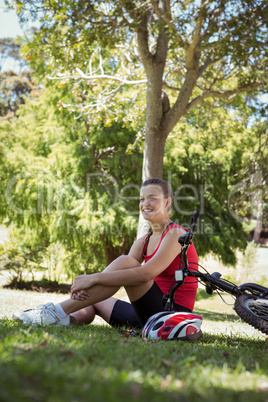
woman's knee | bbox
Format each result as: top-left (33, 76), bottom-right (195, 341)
top-left (94, 297), bottom-right (118, 323)
top-left (104, 255), bottom-right (141, 273)
top-left (117, 255), bottom-right (141, 267)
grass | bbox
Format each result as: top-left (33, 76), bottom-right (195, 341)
top-left (0, 285), bottom-right (268, 402)
top-left (0, 317), bottom-right (267, 402)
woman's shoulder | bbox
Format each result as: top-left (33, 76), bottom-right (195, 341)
top-left (135, 234), bottom-right (148, 244)
top-left (128, 235), bottom-right (146, 262)
top-left (157, 224), bottom-right (185, 251)
top-left (163, 223), bottom-right (186, 237)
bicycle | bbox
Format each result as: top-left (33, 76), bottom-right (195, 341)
top-left (163, 210), bottom-right (268, 336)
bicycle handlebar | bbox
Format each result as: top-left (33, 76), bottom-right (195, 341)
top-left (190, 209), bottom-right (200, 234)
top-left (178, 209), bottom-right (199, 248)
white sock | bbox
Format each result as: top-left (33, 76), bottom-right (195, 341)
top-left (55, 303), bottom-right (68, 317)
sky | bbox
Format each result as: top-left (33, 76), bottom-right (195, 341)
top-left (0, 0), bottom-right (29, 70)
top-left (0, 0), bottom-right (24, 38)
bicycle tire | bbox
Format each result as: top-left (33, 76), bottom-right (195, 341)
top-left (234, 294), bottom-right (268, 335)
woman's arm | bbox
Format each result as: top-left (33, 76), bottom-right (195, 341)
top-left (97, 228), bottom-right (184, 286)
top-left (71, 237), bottom-right (144, 296)
top-left (128, 236), bottom-right (145, 263)
top-left (71, 228), bottom-right (184, 292)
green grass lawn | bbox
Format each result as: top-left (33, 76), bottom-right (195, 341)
top-left (0, 314), bottom-right (267, 402)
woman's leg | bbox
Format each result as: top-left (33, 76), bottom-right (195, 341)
top-left (126, 282), bottom-right (166, 327)
top-left (71, 297), bottom-right (117, 325)
top-left (109, 299), bottom-right (142, 329)
top-left (13, 255), bottom-right (154, 326)
top-left (60, 254), bottom-right (148, 315)
top-left (60, 285), bottom-right (119, 315)
top-left (70, 306), bottom-right (95, 324)
top-left (94, 298), bottom-right (118, 322)
top-left (60, 279), bottom-right (155, 316)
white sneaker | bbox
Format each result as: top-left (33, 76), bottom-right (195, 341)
top-left (12, 302), bottom-right (70, 327)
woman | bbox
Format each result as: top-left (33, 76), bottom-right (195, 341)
top-left (13, 178), bottom-right (198, 329)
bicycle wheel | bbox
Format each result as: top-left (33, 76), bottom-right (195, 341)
top-left (234, 294), bottom-right (268, 335)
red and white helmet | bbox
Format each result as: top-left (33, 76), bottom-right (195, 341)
top-left (142, 311), bottom-right (203, 341)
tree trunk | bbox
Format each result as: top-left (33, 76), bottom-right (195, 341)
top-left (136, 0), bottom-right (200, 236)
top-left (251, 171), bottom-right (263, 244)
top-left (138, 127), bottom-right (167, 237)
top-left (142, 127), bottom-right (167, 180)
top-left (253, 200), bottom-right (263, 244)
top-left (136, 3), bottom-right (169, 181)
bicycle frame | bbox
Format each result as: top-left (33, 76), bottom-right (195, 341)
top-left (164, 210), bottom-right (268, 312)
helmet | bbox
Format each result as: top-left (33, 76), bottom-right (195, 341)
top-left (142, 311), bottom-right (202, 341)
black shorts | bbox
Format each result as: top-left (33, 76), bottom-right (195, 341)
top-left (109, 282), bottom-right (191, 329)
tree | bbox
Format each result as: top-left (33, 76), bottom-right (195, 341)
top-left (8, 0), bottom-right (268, 181)
top-left (0, 37), bottom-right (35, 118)
top-left (0, 70), bottom-right (36, 117)
top-left (228, 116), bottom-right (268, 244)
top-left (162, 98), bottom-right (253, 264)
top-left (0, 81), bottom-right (143, 274)
top-left (1, 76), bottom-right (263, 272)
top-left (2, 0), bottom-right (267, 274)
top-left (0, 37), bottom-right (27, 72)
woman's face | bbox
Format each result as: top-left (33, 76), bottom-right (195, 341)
top-left (139, 185), bottom-right (170, 221)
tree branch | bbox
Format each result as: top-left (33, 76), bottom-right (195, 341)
top-left (95, 146), bottom-right (115, 162)
top-left (47, 68), bottom-right (147, 86)
top-left (161, 6), bottom-right (206, 133)
top-left (162, 81), bottom-right (181, 91)
top-left (136, 11), bottom-right (153, 72)
top-left (198, 54), bottom-right (225, 77)
top-left (186, 82), bottom-right (264, 112)
top-left (149, 0), bottom-right (186, 48)
top-left (185, 9), bottom-right (204, 71)
top-left (200, 5), bottom-right (224, 43)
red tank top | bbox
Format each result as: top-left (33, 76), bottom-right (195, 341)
top-left (142, 223), bottom-right (198, 310)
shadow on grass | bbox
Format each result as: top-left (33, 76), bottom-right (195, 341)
top-left (0, 320), bottom-right (267, 402)
top-left (0, 361), bottom-right (267, 402)
top-left (195, 289), bottom-right (242, 322)
top-left (194, 308), bottom-right (240, 322)
top-left (195, 288), bottom-right (217, 301)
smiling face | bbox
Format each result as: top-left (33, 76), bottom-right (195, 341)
top-left (139, 185), bottom-right (171, 222)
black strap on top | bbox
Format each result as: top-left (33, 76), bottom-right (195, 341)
top-left (143, 221), bottom-right (177, 256)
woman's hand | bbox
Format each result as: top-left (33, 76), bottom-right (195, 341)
top-left (71, 274), bottom-right (98, 295)
top-left (71, 289), bottom-right (91, 301)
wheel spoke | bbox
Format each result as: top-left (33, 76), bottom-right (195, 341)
top-left (235, 294), bottom-right (268, 335)
top-left (246, 299), bottom-right (268, 320)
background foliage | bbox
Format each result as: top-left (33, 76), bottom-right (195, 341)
top-left (0, 5), bottom-right (267, 280)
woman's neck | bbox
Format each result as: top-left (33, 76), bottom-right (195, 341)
top-left (150, 218), bottom-right (172, 235)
